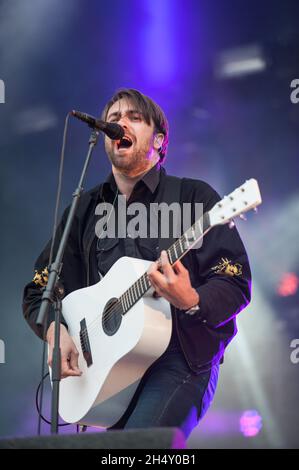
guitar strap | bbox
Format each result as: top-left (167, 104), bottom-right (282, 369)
top-left (156, 174), bottom-right (183, 253)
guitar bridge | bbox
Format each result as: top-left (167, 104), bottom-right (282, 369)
top-left (79, 318), bottom-right (93, 367)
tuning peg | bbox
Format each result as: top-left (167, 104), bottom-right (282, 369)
top-left (239, 213), bottom-right (247, 221)
top-left (228, 220), bottom-right (235, 229)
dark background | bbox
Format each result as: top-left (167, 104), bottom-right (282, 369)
top-left (0, 0), bottom-right (298, 448)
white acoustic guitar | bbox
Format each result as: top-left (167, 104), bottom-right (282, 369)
top-left (53, 179), bottom-right (262, 427)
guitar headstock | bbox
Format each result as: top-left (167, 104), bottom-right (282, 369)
top-left (208, 178), bottom-right (262, 227)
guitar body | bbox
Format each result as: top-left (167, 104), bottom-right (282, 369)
top-left (57, 256), bottom-right (172, 427)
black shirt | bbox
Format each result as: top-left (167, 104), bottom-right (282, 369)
top-left (23, 162), bottom-right (251, 373)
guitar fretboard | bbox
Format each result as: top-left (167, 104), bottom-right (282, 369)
top-left (118, 212), bottom-right (210, 314)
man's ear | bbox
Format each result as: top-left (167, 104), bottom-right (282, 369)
top-left (154, 133), bottom-right (164, 151)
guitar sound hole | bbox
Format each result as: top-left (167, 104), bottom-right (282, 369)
top-left (102, 297), bottom-right (122, 336)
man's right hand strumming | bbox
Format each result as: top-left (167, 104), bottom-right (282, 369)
top-left (46, 322), bottom-right (82, 379)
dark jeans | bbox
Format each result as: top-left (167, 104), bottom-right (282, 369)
top-left (111, 349), bottom-right (220, 439)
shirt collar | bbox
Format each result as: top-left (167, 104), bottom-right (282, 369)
top-left (100, 162), bottom-right (163, 198)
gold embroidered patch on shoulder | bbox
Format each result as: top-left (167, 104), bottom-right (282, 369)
top-left (212, 257), bottom-right (242, 277)
top-left (32, 267), bottom-right (49, 287)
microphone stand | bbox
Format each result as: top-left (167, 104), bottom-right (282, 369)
top-left (36, 129), bottom-right (100, 434)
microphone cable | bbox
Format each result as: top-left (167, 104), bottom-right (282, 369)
top-left (35, 372), bottom-right (78, 430)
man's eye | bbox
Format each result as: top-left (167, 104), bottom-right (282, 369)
top-left (131, 114), bottom-right (141, 121)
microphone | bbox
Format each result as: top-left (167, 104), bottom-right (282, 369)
top-left (71, 110), bottom-right (124, 140)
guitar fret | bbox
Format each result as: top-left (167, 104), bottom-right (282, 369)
top-left (183, 234), bottom-right (189, 249)
top-left (133, 283), bottom-right (137, 301)
top-left (133, 285), bottom-right (137, 302)
top-left (140, 276), bottom-right (145, 293)
top-left (123, 292), bottom-right (128, 311)
top-left (140, 278), bottom-right (144, 295)
top-left (179, 237), bottom-right (184, 255)
top-left (125, 290), bottom-right (130, 309)
top-left (178, 242), bottom-right (182, 257)
top-left (136, 280), bottom-right (141, 297)
top-left (144, 274), bottom-right (150, 290)
top-left (132, 287), bottom-right (136, 302)
top-left (128, 288), bottom-right (133, 306)
top-left (135, 281), bottom-right (139, 298)
top-left (131, 287), bottom-right (135, 304)
top-left (168, 249), bottom-right (173, 264)
top-left (173, 243), bottom-right (178, 260)
top-left (131, 287), bottom-right (135, 305)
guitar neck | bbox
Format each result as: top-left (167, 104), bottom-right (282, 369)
top-left (119, 212), bottom-right (211, 314)
top-left (164, 212), bottom-right (211, 266)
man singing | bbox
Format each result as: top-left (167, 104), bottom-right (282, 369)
top-left (23, 88), bottom-right (251, 438)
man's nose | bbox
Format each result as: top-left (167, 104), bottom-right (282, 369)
top-left (118, 115), bottom-right (130, 128)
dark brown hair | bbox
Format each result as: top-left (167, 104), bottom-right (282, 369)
top-left (101, 88), bottom-right (169, 163)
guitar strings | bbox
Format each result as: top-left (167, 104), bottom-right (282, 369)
top-left (80, 223), bottom-right (206, 342)
top-left (80, 220), bottom-right (207, 339)
top-left (78, 243), bottom-right (178, 342)
top-left (79, 227), bottom-right (207, 343)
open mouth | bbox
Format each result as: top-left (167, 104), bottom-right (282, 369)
top-left (116, 136), bottom-right (133, 150)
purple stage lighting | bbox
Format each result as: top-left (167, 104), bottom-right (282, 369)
top-left (240, 410), bottom-right (262, 437)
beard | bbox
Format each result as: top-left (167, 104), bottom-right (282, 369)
top-left (105, 138), bottom-right (155, 175)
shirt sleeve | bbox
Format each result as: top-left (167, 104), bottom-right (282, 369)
top-left (22, 206), bottom-right (81, 340)
top-left (192, 183), bottom-right (252, 328)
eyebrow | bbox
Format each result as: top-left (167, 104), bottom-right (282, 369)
top-left (107, 109), bottom-right (143, 121)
